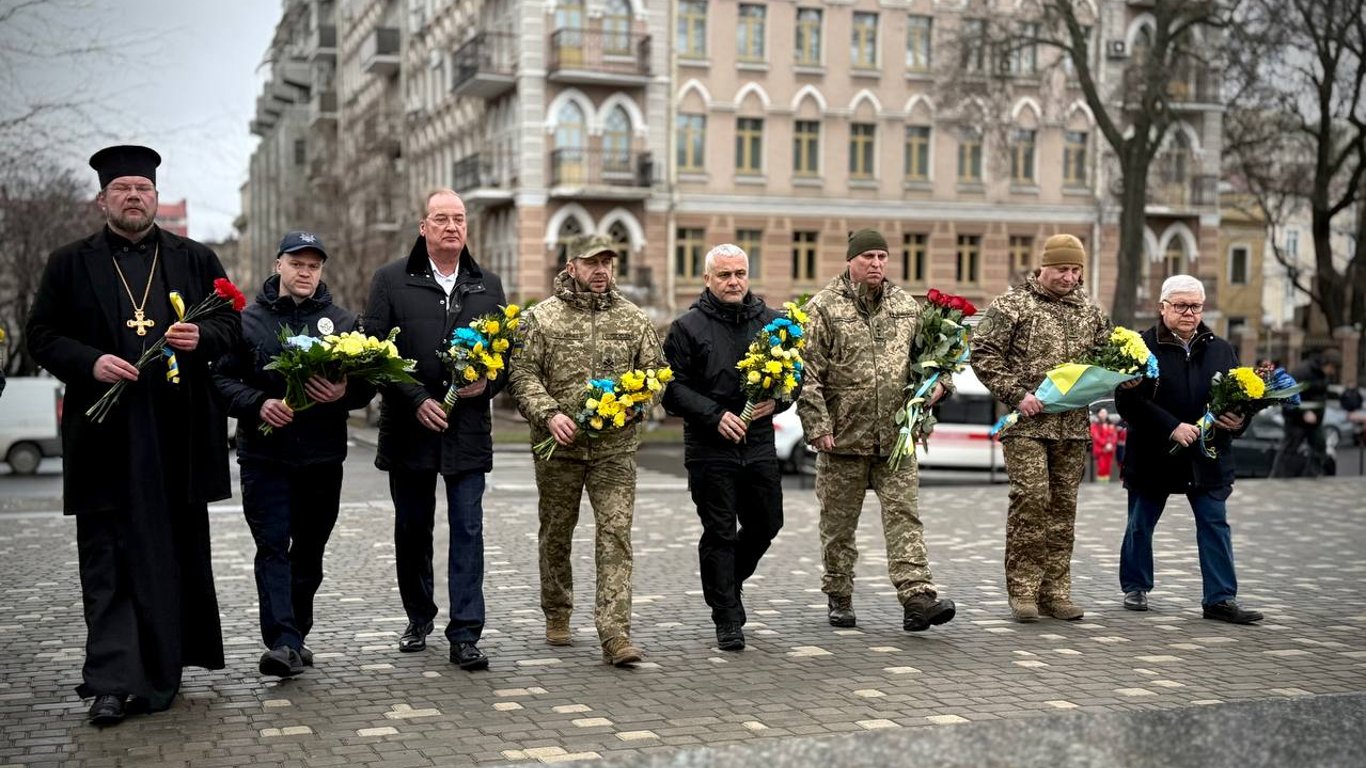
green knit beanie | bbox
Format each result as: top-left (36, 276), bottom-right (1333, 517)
top-left (847, 229), bottom-right (888, 260)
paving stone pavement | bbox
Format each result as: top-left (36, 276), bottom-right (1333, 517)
top-left (0, 475), bottom-right (1363, 767)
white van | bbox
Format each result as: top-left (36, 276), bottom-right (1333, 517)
top-left (915, 367), bottom-right (1006, 474)
top-left (0, 376), bottom-right (64, 475)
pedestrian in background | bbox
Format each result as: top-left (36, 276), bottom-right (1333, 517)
top-left (508, 234), bottom-right (666, 667)
top-left (797, 229), bottom-right (956, 634)
top-left (663, 243), bottom-right (788, 652)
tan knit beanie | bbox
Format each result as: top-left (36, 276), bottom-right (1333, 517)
top-left (1041, 234), bottom-right (1086, 267)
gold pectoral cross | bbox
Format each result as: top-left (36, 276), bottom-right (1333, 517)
top-left (127, 309), bottom-right (155, 336)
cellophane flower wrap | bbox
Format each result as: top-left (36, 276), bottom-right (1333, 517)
top-left (1173, 365), bottom-right (1305, 458)
top-left (258, 327), bottom-right (417, 434)
top-left (887, 289), bottom-right (976, 470)
top-left (532, 367), bottom-right (674, 460)
top-left (86, 277), bottom-right (247, 424)
top-left (734, 301), bottom-right (807, 427)
top-left (436, 304), bottom-right (520, 413)
top-left (989, 325), bottom-right (1156, 439)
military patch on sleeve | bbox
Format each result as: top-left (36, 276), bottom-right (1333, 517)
top-left (975, 307), bottom-right (1001, 337)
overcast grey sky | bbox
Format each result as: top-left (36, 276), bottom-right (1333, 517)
top-left (2, 1), bottom-right (281, 242)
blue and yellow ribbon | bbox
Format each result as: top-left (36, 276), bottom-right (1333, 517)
top-left (164, 291), bottom-right (186, 384)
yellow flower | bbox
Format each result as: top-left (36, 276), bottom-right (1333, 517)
top-left (486, 320), bottom-right (500, 335)
top-left (506, 317), bottom-right (519, 331)
top-left (600, 392), bottom-right (617, 405)
top-left (784, 374), bottom-right (797, 390)
top-left (764, 360), bottom-right (783, 375)
top-left (612, 411), bottom-right (626, 428)
top-left (383, 341), bottom-right (399, 357)
top-left (1230, 367), bottom-right (1265, 399)
top-left (770, 345), bottom-right (784, 358)
top-left (504, 304), bottom-right (520, 319)
top-left (762, 375), bottom-right (772, 389)
top-left (463, 366), bottom-right (478, 382)
top-left (493, 338), bottom-right (510, 353)
top-left (488, 369), bottom-right (500, 381)
top-left (747, 370), bottom-right (761, 384)
top-left (646, 378), bottom-right (661, 392)
top-left (473, 341), bottom-right (484, 355)
top-left (338, 335), bottom-right (365, 356)
top-left (655, 367), bottom-right (674, 383)
top-left (590, 416), bottom-right (604, 430)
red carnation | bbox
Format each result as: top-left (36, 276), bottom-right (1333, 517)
top-left (214, 277), bottom-right (247, 312)
top-left (963, 300), bottom-right (978, 317)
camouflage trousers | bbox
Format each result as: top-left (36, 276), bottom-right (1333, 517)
top-left (815, 452), bottom-right (935, 604)
top-left (534, 451), bottom-right (637, 645)
top-left (1001, 437), bottom-right (1087, 601)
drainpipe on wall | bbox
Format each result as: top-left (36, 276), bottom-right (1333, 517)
top-left (664, 0), bottom-right (678, 318)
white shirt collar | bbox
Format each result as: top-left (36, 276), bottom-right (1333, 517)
top-left (429, 257), bottom-right (459, 295)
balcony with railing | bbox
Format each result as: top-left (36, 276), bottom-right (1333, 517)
top-left (311, 24), bottom-right (337, 62)
top-left (362, 27), bottom-right (401, 76)
top-left (548, 28), bottom-right (650, 85)
top-left (1146, 174), bottom-right (1218, 211)
top-left (309, 89), bottom-right (337, 129)
top-left (451, 149), bottom-right (517, 205)
top-left (451, 31), bottom-right (517, 99)
top-left (1122, 68), bottom-right (1222, 107)
top-left (548, 148), bottom-right (653, 198)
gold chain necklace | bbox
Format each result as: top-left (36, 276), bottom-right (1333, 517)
top-left (111, 243), bottom-right (160, 336)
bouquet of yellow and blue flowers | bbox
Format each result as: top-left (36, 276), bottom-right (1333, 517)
top-left (991, 325), bottom-right (1158, 438)
top-left (889, 289), bottom-right (976, 470)
top-left (436, 304), bottom-right (520, 413)
top-left (735, 301), bottom-right (807, 427)
top-left (1173, 365), bottom-right (1305, 458)
top-left (260, 327), bottom-right (416, 433)
top-left (532, 367), bottom-right (674, 459)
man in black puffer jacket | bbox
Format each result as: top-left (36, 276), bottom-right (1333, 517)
top-left (663, 243), bottom-right (792, 652)
top-left (214, 231), bottom-right (374, 677)
top-left (1115, 274), bottom-right (1262, 625)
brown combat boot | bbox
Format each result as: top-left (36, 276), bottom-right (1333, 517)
top-left (601, 636), bottom-right (644, 667)
top-left (1039, 597), bottom-right (1084, 621)
top-left (545, 617), bottom-right (572, 646)
top-left (1009, 597), bottom-right (1039, 623)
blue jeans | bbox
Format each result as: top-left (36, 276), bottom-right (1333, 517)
top-left (1120, 487), bottom-right (1238, 605)
top-left (390, 469), bottom-right (486, 643)
top-left (240, 460), bottom-right (343, 651)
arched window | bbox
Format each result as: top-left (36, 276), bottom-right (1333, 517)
top-left (1163, 238), bottom-right (1186, 278)
top-left (555, 216), bottom-right (585, 268)
top-left (608, 220), bottom-right (631, 278)
top-left (603, 106), bottom-right (632, 174)
top-left (554, 101), bottom-right (587, 184)
top-left (604, 0), bottom-right (632, 55)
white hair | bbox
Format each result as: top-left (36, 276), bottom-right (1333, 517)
top-left (1160, 274), bottom-right (1205, 302)
top-left (704, 243), bottom-right (749, 274)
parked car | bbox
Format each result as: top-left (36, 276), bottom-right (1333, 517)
top-left (916, 367), bottom-right (1006, 472)
top-left (773, 403), bottom-right (813, 474)
top-left (0, 376), bottom-right (64, 475)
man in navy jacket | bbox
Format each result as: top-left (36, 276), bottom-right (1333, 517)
top-left (214, 231), bottom-right (373, 676)
top-left (1115, 275), bottom-right (1263, 624)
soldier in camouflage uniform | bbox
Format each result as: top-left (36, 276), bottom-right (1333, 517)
top-left (507, 234), bottom-right (667, 667)
top-left (971, 234), bottom-right (1112, 623)
top-left (797, 229), bottom-right (957, 633)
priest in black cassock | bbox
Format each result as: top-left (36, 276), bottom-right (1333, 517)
top-left (25, 145), bottom-right (241, 726)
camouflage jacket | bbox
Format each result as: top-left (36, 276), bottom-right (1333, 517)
top-left (508, 271), bottom-right (666, 459)
top-left (970, 275), bottom-right (1112, 441)
top-left (797, 272), bottom-right (945, 457)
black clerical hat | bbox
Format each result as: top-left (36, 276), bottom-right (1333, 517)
top-left (89, 145), bottom-right (161, 188)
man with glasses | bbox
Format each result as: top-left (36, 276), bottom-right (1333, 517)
top-left (972, 234), bottom-right (1113, 623)
top-left (364, 189), bottom-right (507, 670)
top-left (26, 145), bottom-right (241, 725)
top-left (1115, 274), bottom-right (1263, 624)
top-left (508, 234), bottom-right (667, 667)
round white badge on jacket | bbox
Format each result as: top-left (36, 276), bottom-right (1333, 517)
top-left (317, 317), bottom-right (334, 335)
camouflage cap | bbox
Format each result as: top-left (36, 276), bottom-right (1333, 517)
top-left (569, 234), bottom-right (619, 261)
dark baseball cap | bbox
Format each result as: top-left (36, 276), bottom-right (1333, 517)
top-left (277, 231), bottom-right (328, 261)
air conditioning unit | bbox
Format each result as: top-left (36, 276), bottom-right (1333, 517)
top-left (1107, 40), bottom-right (1128, 59)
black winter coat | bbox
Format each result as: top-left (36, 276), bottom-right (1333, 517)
top-left (1116, 322), bottom-right (1243, 494)
top-left (212, 276), bottom-right (373, 466)
top-left (663, 290), bottom-right (792, 464)
top-left (364, 239), bottom-right (507, 475)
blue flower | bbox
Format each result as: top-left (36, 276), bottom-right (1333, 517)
top-left (789, 325), bottom-right (804, 339)
top-left (1145, 356), bottom-right (1160, 379)
top-left (285, 334), bottom-right (319, 350)
top-left (451, 327), bottom-right (489, 348)
top-left (769, 335), bottom-right (781, 347)
top-left (591, 378), bottom-right (617, 393)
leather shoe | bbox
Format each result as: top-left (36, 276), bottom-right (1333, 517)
top-left (259, 646), bottom-right (305, 677)
top-left (1123, 591), bottom-right (1149, 611)
top-left (716, 623), bottom-right (745, 651)
top-left (451, 641), bottom-right (490, 671)
top-left (299, 644), bottom-right (314, 666)
top-left (399, 620), bottom-right (434, 652)
top-left (88, 694), bottom-right (126, 726)
top-left (1203, 600), bottom-right (1264, 624)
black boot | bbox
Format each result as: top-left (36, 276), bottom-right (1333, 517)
top-left (716, 623), bottom-right (745, 651)
top-left (903, 593), bottom-right (956, 632)
top-left (827, 594), bottom-right (856, 628)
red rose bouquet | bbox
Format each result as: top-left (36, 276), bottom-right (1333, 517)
top-left (888, 288), bottom-right (977, 470)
